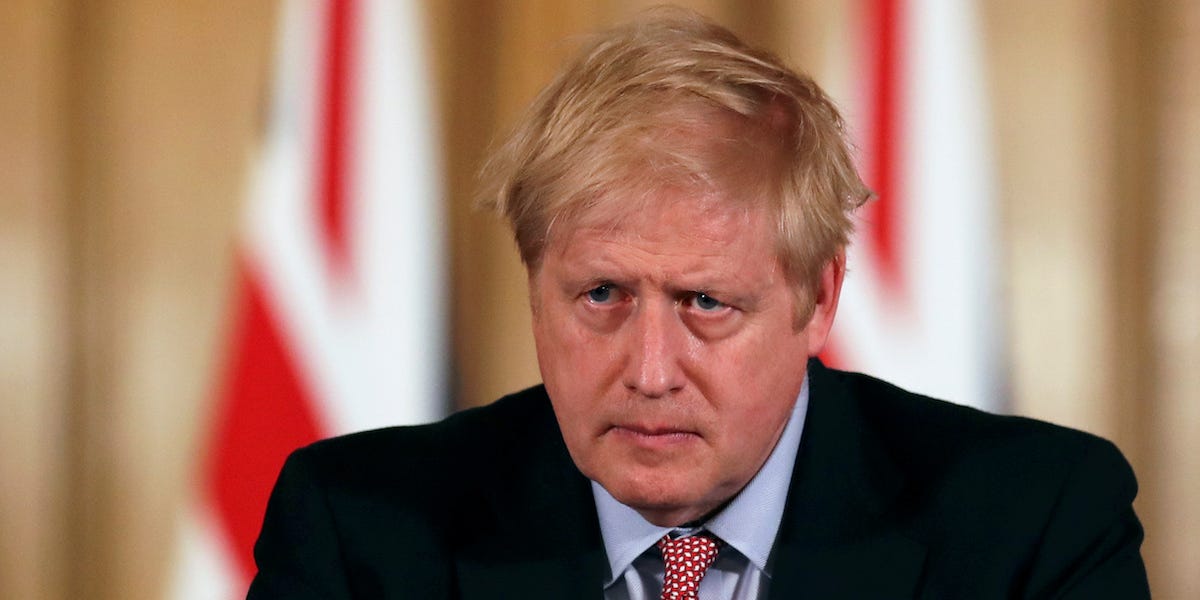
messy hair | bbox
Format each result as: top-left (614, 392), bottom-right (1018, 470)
top-left (479, 7), bottom-right (870, 322)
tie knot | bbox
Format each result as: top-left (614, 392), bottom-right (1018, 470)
top-left (657, 534), bottom-right (720, 600)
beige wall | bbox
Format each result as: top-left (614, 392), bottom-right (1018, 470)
top-left (2, 3), bottom-right (69, 598)
top-left (3, 1), bottom-right (1196, 598)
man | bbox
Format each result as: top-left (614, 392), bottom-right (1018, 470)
top-left (249, 8), bottom-right (1148, 599)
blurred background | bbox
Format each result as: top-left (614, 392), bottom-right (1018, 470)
top-left (2, 0), bottom-right (1197, 598)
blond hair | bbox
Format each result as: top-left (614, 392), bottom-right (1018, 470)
top-left (479, 7), bottom-right (870, 322)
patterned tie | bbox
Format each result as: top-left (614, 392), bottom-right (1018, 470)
top-left (657, 533), bottom-right (720, 600)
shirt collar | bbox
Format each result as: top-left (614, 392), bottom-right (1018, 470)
top-left (591, 376), bottom-right (810, 583)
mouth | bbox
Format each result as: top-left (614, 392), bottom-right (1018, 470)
top-left (608, 423), bottom-right (701, 448)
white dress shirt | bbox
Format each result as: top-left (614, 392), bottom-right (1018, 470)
top-left (593, 377), bottom-right (809, 599)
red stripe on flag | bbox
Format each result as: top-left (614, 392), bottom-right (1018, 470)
top-left (204, 261), bottom-right (323, 581)
top-left (864, 0), bottom-right (906, 296)
top-left (316, 0), bottom-right (357, 278)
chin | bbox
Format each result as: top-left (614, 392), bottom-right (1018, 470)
top-left (600, 471), bottom-right (711, 524)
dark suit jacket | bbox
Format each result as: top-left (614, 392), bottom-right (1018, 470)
top-left (248, 361), bottom-right (1149, 598)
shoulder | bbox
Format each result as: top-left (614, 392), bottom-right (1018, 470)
top-left (250, 385), bottom-right (561, 598)
top-left (811, 364), bottom-right (1147, 596)
top-left (819, 365), bottom-right (1133, 487)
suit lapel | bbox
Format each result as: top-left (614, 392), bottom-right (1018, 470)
top-left (767, 360), bottom-right (927, 598)
top-left (454, 388), bottom-right (607, 599)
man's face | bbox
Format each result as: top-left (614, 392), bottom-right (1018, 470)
top-left (530, 188), bottom-right (842, 527)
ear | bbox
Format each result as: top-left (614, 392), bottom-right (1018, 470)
top-left (803, 250), bottom-right (846, 356)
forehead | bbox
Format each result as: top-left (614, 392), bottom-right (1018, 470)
top-left (574, 182), bottom-right (751, 232)
top-left (543, 188), bottom-right (780, 277)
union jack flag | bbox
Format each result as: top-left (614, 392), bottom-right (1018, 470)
top-left (170, 1), bottom-right (446, 597)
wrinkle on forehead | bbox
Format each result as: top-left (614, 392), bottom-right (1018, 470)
top-left (546, 194), bottom-right (782, 294)
top-left (547, 185), bottom-right (758, 259)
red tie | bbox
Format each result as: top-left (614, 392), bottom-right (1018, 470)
top-left (657, 534), bottom-right (720, 600)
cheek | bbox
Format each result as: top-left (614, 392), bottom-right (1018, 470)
top-left (540, 318), bottom-right (612, 384)
top-left (699, 326), bottom-right (800, 385)
top-left (694, 328), bottom-right (807, 426)
top-left (534, 307), bottom-right (623, 424)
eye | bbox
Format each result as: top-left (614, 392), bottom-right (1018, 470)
top-left (586, 284), bottom-right (616, 304)
top-left (692, 292), bottom-right (725, 312)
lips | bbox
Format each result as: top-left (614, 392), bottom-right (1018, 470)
top-left (608, 422), bottom-right (700, 448)
top-left (614, 423), bottom-right (694, 436)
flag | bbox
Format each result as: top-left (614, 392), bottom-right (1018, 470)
top-left (828, 0), bottom-right (1002, 411)
top-left (170, 0), bottom-right (446, 597)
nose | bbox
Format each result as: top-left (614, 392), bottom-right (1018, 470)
top-left (623, 299), bottom-right (687, 398)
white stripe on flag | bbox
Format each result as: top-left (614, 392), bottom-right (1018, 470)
top-left (168, 505), bottom-right (241, 600)
top-left (835, 0), bottom-right (1001, 411)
